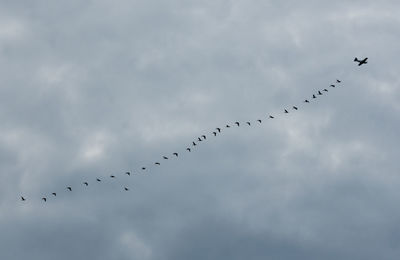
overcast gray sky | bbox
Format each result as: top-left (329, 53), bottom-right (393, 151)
top-left (1, 0), bottom-right (400, 259)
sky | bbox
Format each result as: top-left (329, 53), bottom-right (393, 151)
top-left (1, 0), bottom-right (400, 259)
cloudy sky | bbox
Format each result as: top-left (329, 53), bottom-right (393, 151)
top-left (1, 0), bottom-right (400, 259)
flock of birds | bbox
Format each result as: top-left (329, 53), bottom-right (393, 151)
top-left (20, 57), bottom-right (367, 203)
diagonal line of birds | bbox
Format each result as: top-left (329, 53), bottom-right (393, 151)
top-left (20, 57), bottom-right (367, 203)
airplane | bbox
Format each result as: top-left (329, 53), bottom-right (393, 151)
top-left (354, 57), bottom-right (368, 66)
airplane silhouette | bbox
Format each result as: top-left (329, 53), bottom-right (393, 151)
top-left (354, 57), bottom-right (368, 66)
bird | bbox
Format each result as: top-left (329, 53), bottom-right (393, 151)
top-left (293, 106), bottom-right (298, 110)
top-left (126, 172), bottom-right (131, 176)
top-left (330, 84), bottom-right (335, 88)
top-left (173, 152), bottom-right (178, 157)
top-left (197, 137), bottom-right (202, 142)
top-left (142, 167), bottom-right (146, 170)
top-left (304, 99), bottom-right (310, 103)
top-left (284, 109), bottom-right (289, 113)
top-left (42, 197), bottom-right (47, 202)
top-left (96, 178), bottom-right (101, 182)
top-left (155, 162), bottom-right (160, 165)
top-left (235, 122), bottom-right (240, 126)
top-left (84, 182), bottom-right (89, 186)
top-left (110, 175), bottom-right (115, 178)
top-left (52, 193), bottom-right (56, 196)
top-left (163, 156), bottom-right (168, 159)
top-left (216, 128), bottom-right (221, 133)
top-left (336, 79), bottom-right (341, 83)
top-left (67, 187), bottom-right (72, 191)
top-left (201, 135), bottom-right (206, 140)
top-left (186, 148), bottom-right (191, 152)
top-left (226, 124), bottom-right (230, 128)
top-left (257, 119), bottom-right (262, 123)
top-left (312, 94), bottom-right (316, 98)
top-left (212, 132), bottom-right (217, 136)
top-left (318, 91), bottom-right (322, 95)
top-left (323, 89), bottom-right (328, 92)
top-left (246, 122), bottom-right (251, 126)
top-left (269, 115), bottom-right (274, 119)
top-left (21, 196), bottom-right (25, 201)
top-left (124, 187), bottom-right (129, 191)
top-left (192, 141), bottom-right (197, 146)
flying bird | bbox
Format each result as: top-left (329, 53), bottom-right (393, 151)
top-left (42, 197), bottom-right (47, 202)
top-left (67, 187), bottom-right (72, 191)
top-left (52, 193), bottom-right (56, 196)
top-left (155, 162), bottom-right (160, 165)
top-left (318, 91), bottom-right (322, 95)
top-left (246, 122), bottom-right (251, 126)
top-left (124, 187), bottom-right (129, 191)
top-left (284, 109), bottom-right (289, 113)
top-left (163, 156), bottom-right (168, 159)
top-left (330, 84), bottom-right (335, 88)
top-left (110, 175), bottom-right (115, 178)
top-left (354, 57), bottom-right (368, 66)
top-left (125, 172), bottom-right (131, 176)
top-left (312, 94), bottom-right (316, 98)
top-left (336, 79), bottom-right (341, 83)
top-left (226, 124), bottom-right (230, 128)
top-left (304, 99), bottom-right (310, 103)
top-left (212, 132), bottom-right (217, 136)
top-left (197, 137), bottom-right (202, 142)
top-left (173, 152), bottom-right (178, 157)
top-left (323, 89), bottom-right (328, 92)
top-left (216, 128), bottom-right (221, 133)
top-left (21, 196), bottom-right (25, 201)
top-left (192, 141), bottom-right (197, 146)
top-left (84, 182), bottom-right (89, 186)
top-left (96, 178), bottom-right (101, 182)
top-left (186, 148), bottom-right (191, 152)
top-left (269, 115), bottom-right (274, 119)
top-left (201, 135), bottom-right (206, 140)
top-left (257, 119), bottom-right (262, 123)
top-left (142, 167), bottom-right (146, 170)
top-left (235, 122), bottom-right (240, 126)
top-left (293, 106), bottom-right (298, 110)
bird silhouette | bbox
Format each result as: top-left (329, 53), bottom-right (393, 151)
top-left (197, 137), bottom-right (202, 142)
top-left (126, 172), bottom-right (131, 176)
top-left (21, 196), bottom-right (25, 201)
top-left (257, 119), bottom-right (262, 123)
top-left (235, 122), bottom-right (240, 126)
top-left (155, 162), bottom-right (160, 165)
top-left (293, 106), bottom-right (298, 110)
top-left (201, 135), bottom-right (206, 140)
top-left (323, 89), bottom-right (328, 92)
top-left (67, 187), bottom-right (72, 191)
top-left (163, 156), bottom-right (168, 159)
top-left (330, 84), bottom-right (335, 88)
top-left (42, 197), bottom-right (47, 202)
top-left (186, 148), bottom-right (191, 152)
top-left (226, 125), bottom-right (230, 128)
top-left (304, 99), bottom-right (310, 103)
top-left (96, 178), bottom-right (101, 182)
top-left (269, 115), bottom-right (274, 119)
top-left (52, 193), bottom-right (56, 196)
top-left (110, 175), bottom-right (115, 178)
top-left (124, 187), bottom-right (129, 191)
top-left (284, 109), bottom-right (289, 113)
top-left (216, 128), bottom-right (221, 133)
top-left (142, 167), bottom-right (146, 170)
top-left (173, 152), bottom-right (178, 157)
top-left (312, 94), bottom-right (316, 98)
top-left (246, 122), bottom-right (251, 126)
top-left (318, 91), bottom-right (322, 95)
top-left (192, 141), bottom-right (197, 146)
top-left (84, 182), bottom-right (89, 186)
top-left (212, 132), bottom-right (217, 136)
top-left (336, 79), bottom-right (341, 83)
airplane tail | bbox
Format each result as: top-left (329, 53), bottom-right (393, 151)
top-left (354, 57), bottom-right (359, 62)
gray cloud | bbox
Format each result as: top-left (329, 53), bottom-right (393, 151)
top-left (1, 0), bottom-right (400, 259)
